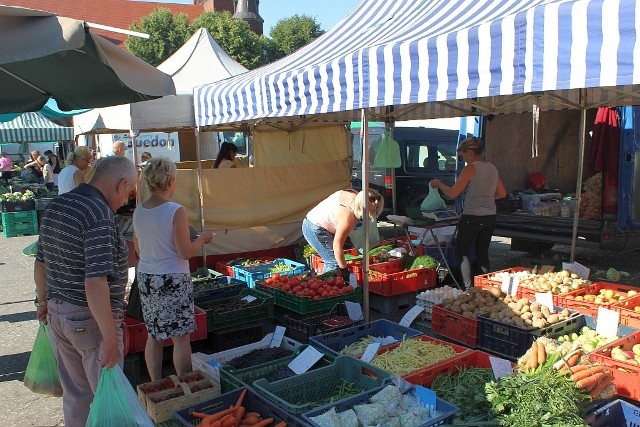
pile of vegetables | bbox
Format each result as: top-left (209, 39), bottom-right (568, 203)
top-left (226, 348), bottom-right (293, 370)
top-left (226, 258), bottom-right (275, 268)
top-left (557, 325), bottom-right (619, 352)
top-left (269, 262), bottom-right (296, 274)
top-left (200, 298), bottom-right (260, 314)
top-left (563, 287), bottom-right (636, 305)
top-left (340, 336), bottom-right (396, 356)
top-left (263, 274), bottom-right (354, 299)
top-left (308, 379), bottom-right (365, 407)
top-left (0, 189), bottom-right (35, 202)
top-left (579, 173), bottom-right (601, 220)
top-left (193, 277), bottom-right (241, 295)
top-left (487, 269), bottom-right (592, 295)
top-left (190, 389), bottom-right (286, 427)
top-left (369, 338), bottom-right (458, 375)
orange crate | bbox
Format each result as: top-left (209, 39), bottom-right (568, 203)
top-left (431, 305), bottom-right (478, 347)
top-left (369, 335), bottom-right (470, 378)
top-left (589, 330), bottom-right (640, 401)
top-left (474, 267), bottom-right (531, 289)
top-left (368, 258), bottom-right (437, 296)
top-left (404, 350), bottom-right (511, 387)
top-left (611, 294), bottom-right (640, 329)
top-left (555, 282), bottom-right (638, 317)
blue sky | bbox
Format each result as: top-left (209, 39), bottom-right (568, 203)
top-left (146, 0), bottom-right (361, 34)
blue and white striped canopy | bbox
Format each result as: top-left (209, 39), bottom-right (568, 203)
top-left (195, 0), bottom-right (640, 128)
top-left (0, 112), bottom-right (73, 143)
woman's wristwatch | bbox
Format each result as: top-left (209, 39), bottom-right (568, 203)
top-left (34, 300), bottom-right (47, 308)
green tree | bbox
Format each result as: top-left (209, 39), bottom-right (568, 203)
top-left (269, 15), bottom-right (324, 59)
top-left (190, 11), bottom-right (265, 69)
top-left (125, 8), bottom-right (190, 66)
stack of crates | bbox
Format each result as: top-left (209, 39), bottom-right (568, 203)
top-left (2, 209), bottom-right (39, 238)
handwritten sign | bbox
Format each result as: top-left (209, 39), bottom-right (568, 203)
top-left (399, 305), bottom-right (424, 327)
top-left (535, 293), bottom-right (555, 313)
top-left (510, 276), bottom-right (519, 296)
top-left (361, 342), bottom-right (381, 362)
top-left (562, 261), bottom-right (590, 279)
top-left (288, 346), bottom-right (324, 375)
top-left (489, 356), bottom-right (514, 379)
top-left (501, 276), bottom-right (511, 293)
top-left (269, 326), bottom-right (286, 348)
top-left (345, 301), bottom-right (363, 321)
top-left (596, 307), bottom-right (620, 338)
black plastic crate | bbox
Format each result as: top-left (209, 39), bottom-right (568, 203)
top-left (496, 198), bottom-right (523, 214)
top-left (123, 353), bottom-right (142, 387)
top-left (193, 276), bottom-right (246, 306)
top-left (207, 321), bottom-right (269, 352)
top-left (477, 312), bottom-right (582, 361)
top-left (1, 199), bottom-right (35, 213)
top-left (368, 291), bottom-right (417, 316)
top-left (275, 303), bottom-right (364, 343)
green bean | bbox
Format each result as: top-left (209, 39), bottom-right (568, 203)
top-left (369, 338), bottom-right (457, 375)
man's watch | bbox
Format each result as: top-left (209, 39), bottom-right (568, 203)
top-left (34, 300), bottom-right (47, 308)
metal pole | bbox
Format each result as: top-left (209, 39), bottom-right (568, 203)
top-left (570, 92), bottom-right (587, 262)
top-left (130, 129), bottom-right (140, 204)
top-left (195, 128), bottom-right (207, 268)
top-left (361, 110), bottom-right (370, 322)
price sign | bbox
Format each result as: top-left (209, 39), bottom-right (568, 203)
top-left (361, 342), bottom-right (381, 362)
top-left (399, 305), bottom-right (424, 327)
top-left (489, 356), bottom-right (514, 379)
top-left (414, 386), bottom-right (437, 409)
top-left (535, 293), bottom-right (555, 313)
top-left (596, 307), bottom-right (620, 338)
top-left (241, 295), bottom-right (257, 303)
top-left (288, 346), bottom-right (324, 375)
top-left (269, 326), bottom-right (286, 348)
top-left (510, 276), bottom-right (519, 296)
top-left (345, 301), bottom-right (363, 321)
top-left (349, 273), bottom-right (358, 288)
top-left (501, 276), bottom-right (511, 293)
top-left (371, 336), bottom-right (397, 345)
top-left (562, 261), bottom-right (590, 279)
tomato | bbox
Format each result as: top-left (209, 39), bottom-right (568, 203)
top-left (282, 284), bottom-right (292, 292)
top-left (327, 278), bottom-right (336, 286)
top-left (279, 275), bottom-right (289, 283)
top-left (265, 277), bottom-right (275, 285)
top-left (272, 273), bottom-right (281, 280)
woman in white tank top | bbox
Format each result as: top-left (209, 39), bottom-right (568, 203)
top-left (430, 138), bottom-right (507, 289)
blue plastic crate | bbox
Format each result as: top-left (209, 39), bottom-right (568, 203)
top-left (233, 258), bottom-right (307, 288)
top-left (424, 244), bottom-right (459, 268)
top-left (303, 385), bottom-right (459, 427)
top-left (173, 387), bottom-right (306, 427)
top-left (309, 319), bottom-right (423, 357)
top-left (584, 398), bottom-right (640, 426)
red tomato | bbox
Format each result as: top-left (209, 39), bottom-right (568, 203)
top-left (272, 273), bottom-right (281, 280)
top-left (265, 277), bottom-right (275, 285)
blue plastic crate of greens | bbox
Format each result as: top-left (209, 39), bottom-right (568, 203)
top-left (309, 319), bottom-right (423, 357)
top-left (233, 258), bottom-right (307, 288)
top-left (304, 384), bottom-right (458, 427)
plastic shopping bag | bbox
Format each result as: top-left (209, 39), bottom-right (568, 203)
top-left (373, 130), bottom-right (401, 168)
top-left (420, 186), bottom-right (446, 211)
top-left (23, 323), bottom-right (63, 397)
top-left (349, 217), bottom-right (380, 251)
top-left (86, 366), bottom-right (153, 427)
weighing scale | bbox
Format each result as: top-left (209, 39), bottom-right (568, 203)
top-left (423, 209), bottom-right (459, 222)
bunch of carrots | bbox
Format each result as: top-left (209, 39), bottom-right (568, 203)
top-left (521, 340), bottom-right (615, 400)
top-left (191, 389), bottom-right (287, 427)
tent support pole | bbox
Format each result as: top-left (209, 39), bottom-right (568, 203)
top-left (195, 128), bottom-right (207, 268)
top-left (361, 110), bottom-right (370, 323)
top-left (130, 129), bottom-right (140, 204)
top-left (570, 92), bottom-right (587, 262)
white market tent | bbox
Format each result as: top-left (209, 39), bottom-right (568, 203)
top-left (192, 0), bottom-right (640, 317)
top-left (0, 112), bottom-right (73, 143)
top-left (73, 28), bottom-right (247, 135)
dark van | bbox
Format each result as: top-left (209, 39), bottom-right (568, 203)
top-left (351, 124), bottom-right (460, 217)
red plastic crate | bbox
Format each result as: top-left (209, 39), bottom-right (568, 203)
top-left (122, 306), bottom-right (207, 355)
top-left (369, 335), bottom-right (471, 378)
top-left (610, 294), bottom-right (640, 329)
top-left (215, 261), bottom-right (235, 277)
top-left (404, 350), bottom-right (511, 387)
top-left (377, 235), bottom-right (424, 255)
top-left (555, 282), bottom-right (638, 317)
top-left (473, 267), bottom-right (531, 290)
top-left (368, 258), bottom-right (437, 296)
top-left (311, 249), bottom-right (360, 274)
top-left (431, 304), bottom-right (478, 347)
top-left (589, 330), bottom-right (640, 401)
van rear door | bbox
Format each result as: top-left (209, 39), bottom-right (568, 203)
top-left (616, 106), bottom-right (640, 230)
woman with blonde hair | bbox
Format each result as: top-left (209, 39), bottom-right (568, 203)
top-left (57, 146), bottom-right (92, 194)
top-left (133, 157), bottom-right (213, 381)
top-left (303, 189), bottom-right (384, 280)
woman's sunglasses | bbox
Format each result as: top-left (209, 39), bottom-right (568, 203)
top-left (368, 195), bottom-right (381, 203)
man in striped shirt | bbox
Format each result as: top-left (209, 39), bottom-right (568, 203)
top-left (34, 156), bottom-right (138, 427)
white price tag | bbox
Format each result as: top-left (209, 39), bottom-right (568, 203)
top-left (501, 276), bottom-right (511, 293)
top-left (399, 305), bottom-right (424, 327)
top-left (562, 262), bottom-right (590, 279)
top-left (349, 273), bottom-right (358, 288)
top-left (510, 276), bottom-right (519, 296)
top-left (288, 346), bottom-right (324, 375)
top-left (361, 342), bottom-right (381, 362)
top-left (489, 356), bottom-right (513, 379)
top-left (535, 293), bottom-right (555, 313)
top-left (596, 307), bottom-right (620, 338)
top-left (270, 326), bottom-right (286, 348)
top-left (345, 301), bottom-right (363, 321)
top-left (241, 295), bottom-right (257, 303)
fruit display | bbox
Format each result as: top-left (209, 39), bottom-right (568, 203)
top-left (557, 326), bottom-right (618, 352)
top-left (563, 287), bottom-right (637, 305)
top-left (608, 344), bottom-right (640, 365)
top-left (263, 274), bottom-right (354, 300)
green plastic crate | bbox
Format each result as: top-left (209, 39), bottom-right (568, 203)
top-left (252, 355), bottom-right (391, 414)
top-left (220, 345), bottom-right (335, 393)
top-left (273, 286), bottom-right (363, 315)
top-left (199, 288), bottom-right (274, 332)
top-left (2, 210), bottom-right (38, 238)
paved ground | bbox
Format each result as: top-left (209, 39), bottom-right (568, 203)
top-left (1, 224), bottom-right (638, 427)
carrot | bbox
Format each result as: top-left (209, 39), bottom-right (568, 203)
top-left (243, 412), bottom-right (261, 419)
top-left (529, 342), bottom-right (539, 369)
top-left (553, 350), bottom-right (582, 371)
top-left (576, 372), bottom-right (607, 390)
top-left (201, 407), bottom-right (237, 426)
top-left (251, 418), bottom-right (274, 427)
top-left (537, 341), bottom-right (546, 366)
top-left (589, 376), bottom-right (614, 398)
top-left (570, 365), bottom-right (605, 382)
top-left (569, 364), bottom-right (590, 374)
top-left (220, 415), bottom-right (236, 427)
top-left (234, 389), bottom-right (248, 409)
top-left (273, 423), bottom-right (287, 427)
top-left (242, 416), bottom-right (261, 425)
top-left (567, 351), bottom-right (581, 367)
top-left (234, 407), bottom-right (246, 427)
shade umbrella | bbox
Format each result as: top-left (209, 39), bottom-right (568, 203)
top-left (0, 5), bottom-right (175, 114)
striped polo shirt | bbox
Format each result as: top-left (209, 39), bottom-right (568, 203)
top-left (36, 184), bottom-right (128, 312)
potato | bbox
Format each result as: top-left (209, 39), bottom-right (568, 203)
top-left (487, 287), bottom-right (502, 298)
top-left (532, 311), bottom-right (544, 319)
top-left (532, 318), bottom-right (547, 328)
top-left (546, 314), bottom-right (560, 324)
top-left (520, 312), bottom-right (533, 320)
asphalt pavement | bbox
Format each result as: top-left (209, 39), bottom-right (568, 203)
top-left (1, 224), bottom-right (638, 427)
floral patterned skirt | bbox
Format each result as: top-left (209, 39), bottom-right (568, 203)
top-left (137, 272), bottom-right (195, 340)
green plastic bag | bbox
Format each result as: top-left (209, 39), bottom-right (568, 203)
top-left (420, 186), bottom-right (446, 211)
top-left (349, 218), bottom-right (381, 251)
top-left (23, 323), bottom-right (63, 397)
top-left (22, 239), bottom-right (39, 257)
top-left (373, 130), bottom-right (401, 168)
top-left (86, 366), bottom-right (153, 427)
